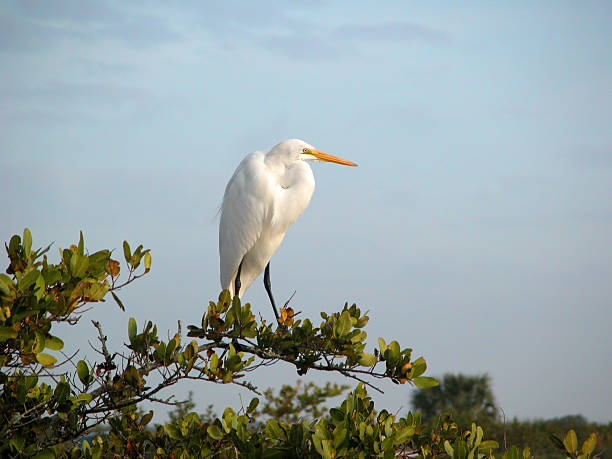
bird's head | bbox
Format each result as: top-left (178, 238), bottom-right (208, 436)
top-left (270, 139), bottom-right (358, 167)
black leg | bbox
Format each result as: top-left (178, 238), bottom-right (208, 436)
top-left (264, 262), bottom-right (281, 321)
top-left (234, 260), bottom-right (243, 297)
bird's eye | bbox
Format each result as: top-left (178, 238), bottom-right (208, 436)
top-left (302, 148), bottom-right (308, 153)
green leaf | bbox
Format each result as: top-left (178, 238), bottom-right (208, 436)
top-left (112, 292), bottom-right (125, 311)
top-left (88, 250), bottom-right (110, 273)
top-left (394, 426), bottom-right (415, 444)
top-left (166, 337), bottom-right (177, 359)
top-left (123, 365), bottom-right (139, 385)
top-left (444, 440), bottom-right (454, 456)
top-left (41, 266), bottom-right (60, 286)
top-left (164, 424), bottom-right (182, 440)
top-left (45, 336), bottom-right (64, 351)
top-left (227, 354), bottom-right (242, 371)
top-left (0, 326), bottom-right (18, 341)
top-left (329, 408), bottom-right (345, 423)
top-left (54, 380), bottom-right (70, 402)
top-left (564, 429), bottom-right (578, 455)
top-left (23, 228), bottom-right (32, 258)
top-left (222, 407), bottom-right (235, 429)
top-left (141, 410), bottom-right (154, 427)
top-left (33, 331), bottom-right (46, 353)
top-left (475, 425), bottom-right (483, 448)
top-left (144, 251), bottom-right (151, 271)
top-left (70, 252), bottom-right (89, 278)
top-left (36, 353), bottom-right (57, 367)
top-left (34, 274), bottom-right (45, 300)
top-left (410, 357), bottom-right (427, 378)
top-left (228, 342), bottom-right (236, 358)
top-left (377, 337), bottom-right (387, 354)
top-left (358, 352), bottom-right (377, 367)
top-left (219, 289), bottom-right (231, 305)
top-left (266, 419), bottom-right (284, 440)
top-left (77, 360), bottom-right (89, 385)
top-left (413, 376), bottom-right (438, 389)
top-left (247, 397), bottom-right (259, 414)
top-left (36, 242), bottom-right (53, 260)
top-left (335, 310), bottom-right (352, 337)
top-left (384, 340), bottom-right (400, 366)
top-left (549, 434), bottom-right (565, 451)
top-left (321, 439), bottom-right (335, 459)
top-left (581, 433), bottom-right (597, 455)
top-left (9, 237), bottom-right (22, 263)
top-left (128, 317), bottom-right (137, 343)
top-left (19, 270), bottom-right (40, 291)
top-left (0, 274), bottom-right (14, 296)
top-left (123, 241), bottom-right (131, 264)
top-left (77, 231), bottom-right (84, 255)
top-left (24, 375), bottom-right (38, 390)
top-left (479, 440), bottom-right (499, 452)
top-left (207, 424), bottom-right (224, 440)
top-left (333, 427), bottom-right (347, 449)
top-left (209, 353), bottom-right (218, 373)
top-left (77, 392), bottom-right (92, 404)
top-left (86, 281), bottom-right (109, 301)
top-left (130, 247), bottom-right (144, 269)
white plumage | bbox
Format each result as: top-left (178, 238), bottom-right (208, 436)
top-left (219, 139), bottom-right (356, 317)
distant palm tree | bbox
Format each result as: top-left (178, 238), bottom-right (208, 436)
top-left (411, 373), bottom-right (498, 427)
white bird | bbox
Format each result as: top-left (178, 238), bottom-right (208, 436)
top-left (219, 139), bottom-right (357, 320)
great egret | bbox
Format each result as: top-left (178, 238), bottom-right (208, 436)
top-left (219, 139), bottom-right (357, 320)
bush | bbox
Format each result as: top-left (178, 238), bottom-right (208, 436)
top-left (0, 229), bottom-right (602, 458)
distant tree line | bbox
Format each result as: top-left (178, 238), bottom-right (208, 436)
top-left (411, 373), bottom-right (610, 458)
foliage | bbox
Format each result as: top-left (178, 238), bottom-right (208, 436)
top-left (0, 229), bottom-right (152, 456)
top-left (1, 229), bottom-right (604, 458)
top-left (58, 383), bottom-right (506, 458)
top-left (255, 380), bottom-right (350, 425)
top-left (0, 229), bottom-right (439, 457)
top-left (165, 390), bottom-right (216, 425)
top-left (412, 374), bottom-right (608, 458)
top-left (184, 291), bottom-right (439, 392)
top-left (412, 373), bottom-right (498, 428)
top-left (486, 416), bottom-right (610, 458)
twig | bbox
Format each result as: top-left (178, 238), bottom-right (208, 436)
top-left (283, 290), bottom-right (297, 308)
top-left (92, 320), bottom-right (112, 364)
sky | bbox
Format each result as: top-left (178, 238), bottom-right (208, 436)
top-left (1, 1), bottom-right (611, 424)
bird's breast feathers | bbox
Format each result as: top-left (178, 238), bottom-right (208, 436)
top-left (269, 162), bottom-right (314, 231)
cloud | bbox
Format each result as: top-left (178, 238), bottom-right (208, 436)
top-left (0, 1), bottom-right (182, 53)
top-left (1, 2), bottom-right (449, 61)
top-left (168, 3), bottom-right (449, 59)
top-left (244, 21), bottom-right (449, 60)
top-left (256, 33), bottom-right (342, 60)
top-left (254, 20), bottom-right (450, 60)
top-left (11, 0), bottom-right (123, 23)
top-left (333, 22), bottom-right (450, 45)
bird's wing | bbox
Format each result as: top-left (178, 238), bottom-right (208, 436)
top-left (219, 152), bottom-right (270, 292)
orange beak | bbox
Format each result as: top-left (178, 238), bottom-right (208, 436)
top-left (310, 149), bottom-right (358, 167)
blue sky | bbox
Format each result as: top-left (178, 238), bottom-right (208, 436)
top-left (2, 1), bottom-right (611, 423)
